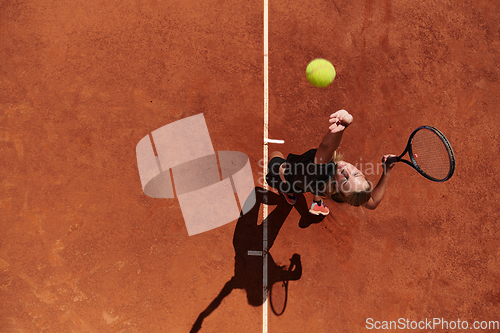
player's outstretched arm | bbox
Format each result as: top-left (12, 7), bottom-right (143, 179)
top-left (365, 155), bottom-right (396, 210)
top-left (314, 110), bottom-right (353, 164)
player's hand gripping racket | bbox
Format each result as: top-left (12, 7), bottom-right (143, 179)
top-left (387, 126), bottom-right (455, 182)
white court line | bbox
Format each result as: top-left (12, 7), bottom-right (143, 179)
top-left (262, 0), bottom-right (269, 332)
top-left (264, 138), bottom-right (284, 144)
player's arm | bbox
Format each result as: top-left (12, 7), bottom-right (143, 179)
top-left (314, 110), bottom-right (353, 164)
top-left (365, 155), bottom-right (396, 210)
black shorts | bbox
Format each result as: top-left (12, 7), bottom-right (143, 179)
top-left (265, 157), bottom-right (294, 194)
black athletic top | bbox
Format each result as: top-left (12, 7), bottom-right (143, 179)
top-left (284, 149), bottom-right (336, 196)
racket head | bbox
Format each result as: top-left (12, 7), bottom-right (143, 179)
top-left (406, 126), bottom-right (455, 182)
top-left (269, 280), bottom-right (288, 316)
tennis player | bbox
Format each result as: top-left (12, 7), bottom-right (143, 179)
top-left (265, 110), bottom-right (395, 215)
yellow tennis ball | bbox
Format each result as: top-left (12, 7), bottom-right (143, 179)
top-left (306, 59), bottom-right (336, 88)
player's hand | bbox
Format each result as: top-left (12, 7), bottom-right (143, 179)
top-left (329, 110), bottom-right (353, 133)
top-left (382, 154), bottom-right (397, 172)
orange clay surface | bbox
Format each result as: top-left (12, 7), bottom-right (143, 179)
top-left (1, 0), bottom-right (500, 332)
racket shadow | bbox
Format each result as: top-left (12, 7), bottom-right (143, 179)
top-left (269, 253), bottom-right (302, 316)
top-left (190, 187), bottom-right (303, 333)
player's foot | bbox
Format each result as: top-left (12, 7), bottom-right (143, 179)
top-left (281, 192), bottom-right (296, 205)
top-left (309, 200), bottom-right (330, 216)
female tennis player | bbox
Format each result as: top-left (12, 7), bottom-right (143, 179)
top-left (265, 109), bottom-right (395, 215)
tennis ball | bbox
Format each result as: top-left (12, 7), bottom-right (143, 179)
top-left (306, 59), bottom-right (336, 88)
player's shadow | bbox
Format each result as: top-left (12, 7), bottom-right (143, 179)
top-left (190, 187), bottom-right (320, 333)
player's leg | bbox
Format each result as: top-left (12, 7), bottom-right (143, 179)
top-left (269, 151), bottom-right (284, 160)
top-left (268, 151), bottom-right (296, 205)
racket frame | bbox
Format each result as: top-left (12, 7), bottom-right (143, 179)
top-left (394, 125), bottom-right (455, 182)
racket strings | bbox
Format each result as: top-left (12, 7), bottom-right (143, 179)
top-left (411, 129), bottom-right (451, 180)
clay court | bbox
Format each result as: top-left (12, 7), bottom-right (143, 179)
top-left (1, 0), bottom-right (500, 332)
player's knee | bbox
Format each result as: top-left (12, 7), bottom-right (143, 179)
top-left (270, 151), bottom-right (284, 160)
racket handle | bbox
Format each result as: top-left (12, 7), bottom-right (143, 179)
top-left (386, 156), bottom-right (399, 165)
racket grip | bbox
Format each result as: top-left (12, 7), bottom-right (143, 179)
top-left (386, 156), bottom-right (399, 165)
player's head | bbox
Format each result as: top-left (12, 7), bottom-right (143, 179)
top-left (324, 158), bottom-right (372, 207)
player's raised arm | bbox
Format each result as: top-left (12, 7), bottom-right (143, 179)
top-left (314, 110), bottom-right (353, 165)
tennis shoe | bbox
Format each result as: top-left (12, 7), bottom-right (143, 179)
top-left (281, 192), bottom-right (297, 205)
top-left (309, 200), bottom-right (330, 216)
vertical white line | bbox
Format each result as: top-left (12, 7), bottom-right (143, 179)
top-left (263, 0), bottom-right (269, 332)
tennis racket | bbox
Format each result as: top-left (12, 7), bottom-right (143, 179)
top-left (387, 126), bottom-right (455, 182)
top-left (269, 280), bottom-right (288, 316)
